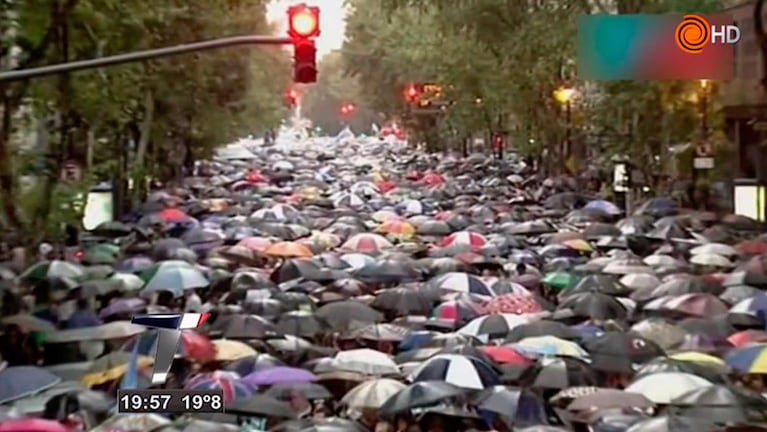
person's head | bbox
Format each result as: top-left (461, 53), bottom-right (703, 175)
top-left (516, 262), bottom-right (526, 274)
top-left (76, 298), bottom-right (90, 310)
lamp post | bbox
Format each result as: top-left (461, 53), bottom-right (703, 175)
top-left (553, 86), bottom-right (576, 171)
top-left (691, 79), bottom-right (710, 209)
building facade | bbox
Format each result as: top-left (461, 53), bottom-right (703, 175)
top-left (721, 0), bottom-right (767, 179)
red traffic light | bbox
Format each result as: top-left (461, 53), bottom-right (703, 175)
top-left (287, 4), bottom-right (320, 39)
top-left (340, 103), bottom-right (355, 114)
top-left (285, 89), bottom-right (299, 105)
top-left (492, 133), bottom-right (504, 148)
top-left (404, 84), bottom-right (420, 102)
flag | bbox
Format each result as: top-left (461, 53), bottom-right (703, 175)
top-left (120, 339), bottom-right (140, 390)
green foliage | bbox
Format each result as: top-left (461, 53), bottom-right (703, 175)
top-left (2, 0), bottom-right (292, 235)
top-left (343, 0), bottom-right (730, 176)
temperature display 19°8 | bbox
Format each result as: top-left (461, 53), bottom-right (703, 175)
top-left (117, 389), bottom-right (224, 413)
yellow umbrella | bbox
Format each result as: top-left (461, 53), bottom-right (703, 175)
top-left (298, 186), bottom-right (321, 200)
top-left (563, 238), bottom-right (593, 252)
top-left (81, 352), bottom-right (154, 386)
top-left (376, 220), bottom-right (416, 238)
top-left (213, 339), bottom-right (257, 361)
top-left (669, 351), bottom-right (725, 365)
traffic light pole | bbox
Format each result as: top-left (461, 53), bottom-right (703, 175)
top-left (0, 35), bottom-right (293, 82)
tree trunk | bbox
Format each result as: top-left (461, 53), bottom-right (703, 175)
top-left (754, 0), bottom-right (767, 93)
top-left (0, 95), bottom-right (21, 228)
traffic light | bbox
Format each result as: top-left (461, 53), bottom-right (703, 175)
top-left (293, 40), bottom-right (317, 83)
top-left (288, 4), bottom-right (320, 84)
top-left (340, 103), bottom-right (355, 115)
top-left (287, 4), bottom-right (320, 39)
top-left (285, 89), bottom-right (298, 106)
top-left (404, 84), bottom-right (420, 103)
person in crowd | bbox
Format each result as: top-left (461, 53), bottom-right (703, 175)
top-left (67, 298), bottom-right (102, 329)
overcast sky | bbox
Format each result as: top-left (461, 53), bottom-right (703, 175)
top-left (266, 0), bottom-right (348, 57)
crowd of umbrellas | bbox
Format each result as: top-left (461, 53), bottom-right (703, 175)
top-left (2, 130), bottom-right (767, 432)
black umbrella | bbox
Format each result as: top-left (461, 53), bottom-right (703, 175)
top-left (669, 384), bottom-right (767, 423)
top-left (276, 311), bottom-right (326, 337)
top-left (371, 287), bottom-right (435, 316)
top-left (91, 221), bottom-right (133, 238)
top-left (557, 293), bottom-right (628, 321)
top-left (352, 260), bottom-right (420, 283)
top-left (227, 394), bottom-right (296, 418)
top-left (265, 382), bottom-right (332, 401)
top-left (43, 389), bottom-right (114, 422)
top-left (558, 274), bottom-right (628, 299)
top-left (271, 259), bottom-right (343, 283)
top-left (210, 314), bottom-right (276, 339)
top-left (378, 381), bottom-right (467, 419)
top-left (506, 321), bottom-right (579, 343)
top-left (315, 300), bottom-right (383, 331)
top-left (471, 385), bottom-right (547, 426)
top-left (582, 332), bottom-right (664, 373)
top-left (519, 357), bottom-right (597, 389)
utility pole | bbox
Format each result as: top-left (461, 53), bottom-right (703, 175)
top-left (0, 35), bottom-right (292, 82)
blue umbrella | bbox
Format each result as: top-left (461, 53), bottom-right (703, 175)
top-left (0, 366), bottom-right (61, 404)
top-left (584, 200), bottom-right (622, 216)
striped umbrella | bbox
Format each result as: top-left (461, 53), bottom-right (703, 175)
top-left (342, 233), bottom-right (393, 255)
top-left (724, 343), bottom-right (767, 374)
top-left (430, 272), bottom-right (494, 296)
top-left (408, 354), bottom-right (499, 389)
top-left (440, 231), bottom-right (487, 249)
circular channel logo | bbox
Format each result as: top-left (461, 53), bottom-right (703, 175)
top-left (676, 15), bottom-right (710, 54)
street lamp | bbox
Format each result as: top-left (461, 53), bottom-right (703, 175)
top-left (698, 79), bottom-right (709, 140)
top-left (553, 86), bottom-right (575, 170)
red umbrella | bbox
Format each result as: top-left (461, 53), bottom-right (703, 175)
top-left (157, 207), bottom-right (188, 223)
top-left (181, 331), bottom-right (217, 362)
top-left (736, 240), bottom-right (767, 256)
top-left (376, 180), bottom-right (396, 193)
top-left (482, 346), bottom-right (533, 365)
top-left (0, 418), bottom-right (68, 432)
top-left (422, 172), bottom-right (445, 186)
top-left (482, 294), bottom-right (543, 315)
top-left (728, 329), bottom-right (767, 347)
top-left (440, 231), bottom-right (487, 249)
top-left (247, 171), bottom-right (267, 183)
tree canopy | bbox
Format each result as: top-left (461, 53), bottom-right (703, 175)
top-left (0, 0), bottom-right (291, 238)
top-left (338, 0), bottom-right (729, 182)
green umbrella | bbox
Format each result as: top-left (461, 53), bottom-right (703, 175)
top-left (21, 260), bottom-right (84, 281)
top-left (542, 272), bottom-right (580, 291)
top-left (83, 244), bottom-right (120, 265)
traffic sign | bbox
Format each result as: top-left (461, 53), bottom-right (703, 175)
top-left (695, 141), bottom-right (712, 157)
top-left (694, 157), bottom-right (714, 169)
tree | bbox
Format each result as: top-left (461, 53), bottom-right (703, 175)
top-left (301, 50), bottom-right (379, 135)
top-left (343, 0), bottom-right (726, 182)
top-left (1, 0), bottom-right (291, 239)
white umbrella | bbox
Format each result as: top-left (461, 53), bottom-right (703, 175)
top-left (332, 349), bottom-right (399, 376)
top-left (603, 262), bottom-right (654, 275)
top-left (625, 372), bottom-right (712, 404)
top-left (619, 273), bottom-right (660, 291)
top-left (341, 378), bottom-right (405, 408)
top-left (690, 253), bottom-right (734, 268)
top-left (690, 243), bottom-right (737, 257)
top-left (642, 254), bottom-right (683, 267)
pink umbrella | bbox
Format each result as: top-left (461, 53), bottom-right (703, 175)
top-left (0, 418), bottom-right (68, 432)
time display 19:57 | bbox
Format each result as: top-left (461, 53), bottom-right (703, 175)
top-left (117, 389), bottom-right (224, 413)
